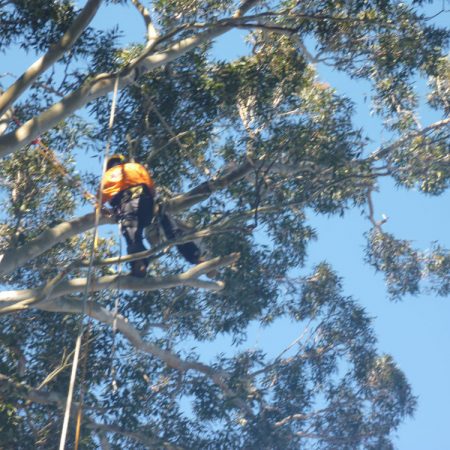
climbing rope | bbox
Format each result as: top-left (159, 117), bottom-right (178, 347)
top-left (109, 222), bottom-right (124, 393)
top-left (59, 75), bottom-right (120, 450)
top-left (73, 322), bottom-right (92, 450)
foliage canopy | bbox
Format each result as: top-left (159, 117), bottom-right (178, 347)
top-left (0, 0), bottom-right (449, 448)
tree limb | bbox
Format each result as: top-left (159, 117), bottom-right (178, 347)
top-left (0, 0), bottom-right (103, 117)
top-left (0, 104), bottom-right (13, 137)
top-left (87, 422), bottom-right (182, 450)
top-left (82, 226), bottom-right (243, 268)
top-left (130, 0), bottom-right (159, 44)
top-left (233, 0), bottom-right (261, 18)
top-left (35, 288), bottom-right (253, 416)
top-left (0, 22), bottom-right (237, 158)
top-left (0, 254), bottom-right (239, 310)
top-left (0, 372), bottom-right (66, 407)
top-left (0, 211), bottom-right (114, 276)
top-left (366, 189), bottom-right (387, 232)
top-left (97, 432), bottom-right (112, 450)
top-left (166, 159), bottom-right (258, 212)
top-left (368, 117), bottom-right (450, 162)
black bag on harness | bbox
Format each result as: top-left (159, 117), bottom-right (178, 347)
top-left (158, 212), bottom-right (203, 264)
top-left (145, 201), bottom-right (206, 265)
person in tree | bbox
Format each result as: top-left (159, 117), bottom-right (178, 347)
top-left (101, 154), bottom-right (206, 278)
top-left (101, 154), bottom-right (155, 277)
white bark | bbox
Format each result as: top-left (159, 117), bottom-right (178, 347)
top-left (130, 0), bottom-right (159, 44)
top-left (0, 0), bottom-right (103, 117)
top-left (0, 160), bottom-right (256, 276)
top-left (37, 290), bottom-right (252, 415)
top-left (0, 211), bottom-right (114, 276)
top-left (369, 117), bottom-right (450, 161)
top-left (0, 24), bottom-right (235, 158)
top-left (0, 254), bottom-right (239, 310)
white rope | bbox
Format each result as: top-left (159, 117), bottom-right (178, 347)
top-left (110, 222), bottom-right (124, 393)
top-left (59, 76), bottom-right (120, 450)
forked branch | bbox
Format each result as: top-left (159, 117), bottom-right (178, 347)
top-left (0, 0), bottom-right (103, 117)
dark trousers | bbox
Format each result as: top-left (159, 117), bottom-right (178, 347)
top-left (111, 186), bottom-right (154, 268)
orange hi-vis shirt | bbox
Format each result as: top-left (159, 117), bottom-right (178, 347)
top-left (101, 162), bottom-right (155, 203)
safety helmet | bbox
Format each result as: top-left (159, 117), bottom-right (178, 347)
top-left (106, 154), bottom-right (126, 170)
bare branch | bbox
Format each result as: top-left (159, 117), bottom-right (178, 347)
top-left (274, 413), bottom-right (309, 427)
top-left (231, 20), bottom-right (299, 35)
top-left (229, 10), bottom-right (397, 25)
top-left (367, 189), bottom-right (388, 232)
top-left (145, 97), bottom-right (187, 149)
top-left (0, 23), bottom-right (236, 157)
top-left (97, 432), bottom-right (111, 450)
top-left (30, 80), bottom-right (66, 98)
top-left (81, 226), bottom-right (242, 268)
top-left (234, 0), bottom-right (261, 18)
top-left (0, 210), bottom-right (114, 276)
top-left (130, 0), bottom-right (159, 43)
top-left (369, 117), bottom-right (450, 162)
top-left (293, 430), bottom-right (377, 443)
top-left (0, 254), bottom-right (239, 311)
top-left (166, 159), bottom-right (259, 212)
top-left (87, 422), bottom-right (182, 450)
top-left (36, 293), bottom-right (253, 416)
top-left (36, 344), bottom-right (83, 390)
top-left (0, 0), bottom-right (103, 117)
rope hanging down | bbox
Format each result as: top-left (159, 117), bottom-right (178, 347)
top-left (59, 76), bottom-right (120, 450)
top-left (109, 222), bottom-right (124, 394)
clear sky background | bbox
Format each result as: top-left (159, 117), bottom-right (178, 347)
top-left (2, 2), bottom-right (449, 448)
top-left (213, 22), bottom-right (450, 449)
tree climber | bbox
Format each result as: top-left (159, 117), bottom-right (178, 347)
top-left (101, 154), bottom-right (155, 277)
top-left (101, 154), bottom-right (207, 277)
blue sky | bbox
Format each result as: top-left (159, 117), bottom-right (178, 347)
top-left (210, 12), bottom-right (450, 449)
top-left (2, 2), bottom-right (450, 448)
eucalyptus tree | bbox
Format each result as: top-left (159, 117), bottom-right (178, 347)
top-left (0, 0), bottom-right (448, 448)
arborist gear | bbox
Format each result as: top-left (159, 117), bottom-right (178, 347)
top-left (106, 153), bottom-right (126, 169)
top-left (101, 155), bottom-right (210, 277)
top-left (60, 77), bottom-right (120, 449)
top-left (158, 209), bottom-right (204, 264)
top-left (102, 156), bottom-right (155, 203)
top-left (101, 156), bottom-right (155, 277)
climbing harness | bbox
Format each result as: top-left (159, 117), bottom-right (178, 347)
top-left (59, 76), bottom-right (120, 450)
